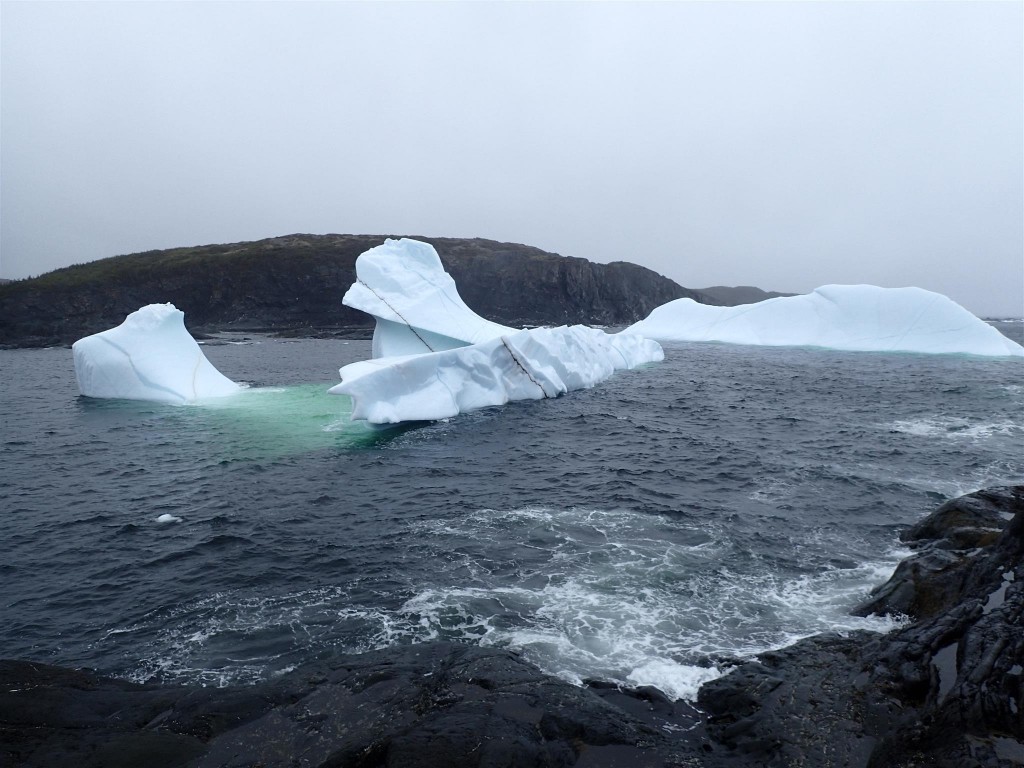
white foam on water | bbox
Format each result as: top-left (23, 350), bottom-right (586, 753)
top-left (885, 417), bottom-right (1022, 440)
top-left (114, 587), bottom-right (404, 686)
top-left (112, 505), bottom-right (911, 699)
top-left (401, 506), bottom-right (907, 700)
top-left (749, 475), bottom-right (797, 503)
top-left (826, 456), bottom-right (1024, 501)
top-left (391, 563), bottom-right (906, 701)
top-left (397, 579), bottom-right (725, 698)
top-left (626, 660), bottom-right (723, 701)
top-left (869, 547), bottom-right (913, 578)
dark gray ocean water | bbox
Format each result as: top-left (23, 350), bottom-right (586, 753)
top-left (2, 325), bottom-right (1022, 700)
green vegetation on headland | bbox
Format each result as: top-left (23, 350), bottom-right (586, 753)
top-left (0, 234), bottom-right (711, 348)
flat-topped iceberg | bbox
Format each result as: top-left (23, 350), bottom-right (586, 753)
top-left (73, 303), bottom-right (241, 404)
top-left (623, 285), bottom-right (1024, 357)
top-left (343, 238), bottom-right (515, 357)
top-left (330, 325), bottom-right (662, 424)
top-left (332, 238), bottom-right (663, 424)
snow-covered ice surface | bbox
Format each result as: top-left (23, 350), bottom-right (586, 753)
top-left (72, 303), bottom-right (241, 404)
top-left (330, 326), bottom-right (663, 424)
top-left (333, 238), bottom-right (663, 424)
top-left (623, 285), bottom-right (1024, 357)
top-left (343, 238), bottom-right (515, 357)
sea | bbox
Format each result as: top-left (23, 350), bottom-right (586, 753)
top-left (2, 324), bottom-right (1022, 701)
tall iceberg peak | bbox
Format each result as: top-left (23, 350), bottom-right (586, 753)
top-left (331, 239), bottom-right (664, 424)
top-left (72, 303), bottom-right (241, 404)
top-left (623, 284), bottom-right (1024, 357)
top-left (343, 238), bottom-right (514, 357)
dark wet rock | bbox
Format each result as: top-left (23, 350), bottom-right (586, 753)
top-left (854, 485), bottom-right (1022, 619)
top-left (0, 661), bottom-right (206, 768)
top-left (1, 643), bottom-right (716, 768)
top-left (699, 485), bottom-right (1024, 767)
top-left (901, 486), bottom-right (1020, 548)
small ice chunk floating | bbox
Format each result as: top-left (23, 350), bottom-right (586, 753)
top-left (72, 303), bottom-right (241, 404)
top-left (622, 284), bottom-right (1024, 357)
top-left (330, 238), bottom-right (663, 424)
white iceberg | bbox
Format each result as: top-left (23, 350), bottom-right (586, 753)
top-left (331, 238), bottom-right (663, 424)
top-left (623, 285), bottom-right (1024, 357)
top-left (330, 325), bottom-right (662, 424)
top-left (72, 303), bottom-right (241, 404)
top-left (343, 237), bottom-right (515, 357)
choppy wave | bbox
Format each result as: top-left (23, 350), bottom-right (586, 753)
top-left (110, 505), bottom-right (908, 700)
top-left (885, 417), bottom-right (1022, 440)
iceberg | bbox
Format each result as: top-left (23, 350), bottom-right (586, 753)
top-left (331, 238), bottom-right (663, 424)
top-left (72, 303), bottom-right (241, 404)
top-left (330, 325), bottom-right (662, 424)
top-left (343, 238), bottom-right (515, 357)
top-left (623, 285), bottom-right (1024, 357)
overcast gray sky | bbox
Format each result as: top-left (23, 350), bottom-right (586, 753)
top-left (2, 1), bottom-right (1022, 316)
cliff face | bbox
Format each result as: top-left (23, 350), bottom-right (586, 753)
top-left (429, 238), bottom-right (699, 328)
top-left (0, 235), bottom-right (704, 347)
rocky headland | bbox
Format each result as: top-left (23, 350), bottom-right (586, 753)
top-left (694, 286), bottom-right (796, 306)
top-left (0, 235), bottom-right (708, 348)
top-left (2, 486), bottom-right (1021, 767)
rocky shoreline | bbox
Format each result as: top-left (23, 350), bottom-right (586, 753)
top-left (2, 486), bottom-right (1021, 767)
top-left (699, 485), bottom-right (1024, 767)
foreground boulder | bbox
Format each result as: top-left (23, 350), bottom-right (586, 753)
top-left (854, 486), bottom-right (1021, 620)
top-left (0, 643), bottom-right (717, 768)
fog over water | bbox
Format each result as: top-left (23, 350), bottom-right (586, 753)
top-left (2, 2), bottom-right (1021, 316)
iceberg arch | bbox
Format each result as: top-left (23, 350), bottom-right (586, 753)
top-left (623, 285), bottom-right (1024, 357)
top-left (72, 303), bottom-right (241, 404)
top-left (331, 239), bottom-right (663, 424)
